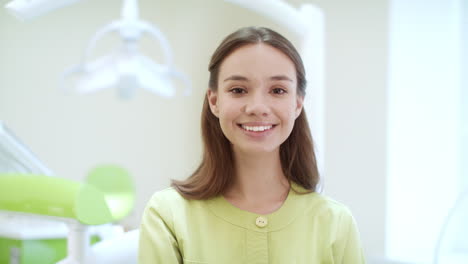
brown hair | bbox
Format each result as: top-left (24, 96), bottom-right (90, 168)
top-left (171, 26), bottom-right (319, 199)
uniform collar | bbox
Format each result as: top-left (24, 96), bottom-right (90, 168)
top-left (206, 182), bottom-right (318, 232)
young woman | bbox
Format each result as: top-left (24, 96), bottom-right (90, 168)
top-left (139, 26), bottom-right (365, 264)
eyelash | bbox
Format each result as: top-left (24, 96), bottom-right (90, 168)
top-left (229, 87), bottom-right (247, 94)
top-left (271, 87), bottom-right (287, 94)
top-left (228, 87), bottom-right (288, 95)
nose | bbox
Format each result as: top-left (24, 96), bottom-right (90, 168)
top-left (243, 92), bottom-right (271, 117)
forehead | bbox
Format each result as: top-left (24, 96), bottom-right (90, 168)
top-left (218, 44), bottom-right (297, 82)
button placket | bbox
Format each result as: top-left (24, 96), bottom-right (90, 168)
top-left (246, 226), bottom-right (269, 263)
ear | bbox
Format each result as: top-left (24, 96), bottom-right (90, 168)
top-left (207, 89), bottom-right (219, 117)
top-left (295, 95), bottom-right (304, 119)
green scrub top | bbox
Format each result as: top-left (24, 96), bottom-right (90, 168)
top-left (139, 183), bottom-right (365, 263)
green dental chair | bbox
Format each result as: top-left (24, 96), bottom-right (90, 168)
top-left (0, 165), bottom-right (136, 264)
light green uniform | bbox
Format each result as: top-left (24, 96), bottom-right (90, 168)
top-left (139, 183), bottom-right (365, 264)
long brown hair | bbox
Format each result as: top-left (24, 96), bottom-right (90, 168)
top-left (171, 26), bottom-right (319, 199)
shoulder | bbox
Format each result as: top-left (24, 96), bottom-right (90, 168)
top-left (300, 191), bottom-right (355, 224)
top-left (146, 187), bottom-right (189, 210)
top-left (291, 183), bottom-right (353, 218)
top-left (149, 187), bottom-right (184, 201)
top-left (142, 188), bottom-right (190, 230)
top-left (145, 187), bottom-right (209, 215)
top-left (301, 194), bottom-right (364, 260)
top-left (296, 192), bottom-right (361, 245)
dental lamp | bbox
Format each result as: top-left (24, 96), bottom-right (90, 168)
top-left (5, 0), bottom-right (190, 99)
top-left (61, 0), bottom-right (191, 99)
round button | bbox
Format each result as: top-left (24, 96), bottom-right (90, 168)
top-left (255, 216), bottom-right (268, 228)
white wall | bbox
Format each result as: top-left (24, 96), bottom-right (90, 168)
top-left (462, 0), bottom-right (468, 190)
top-left (387, 0), bottom-right (464, 263)
top-left (0, 0), bottom-right (388, 262)
top-left (308, 0), bottom-right (388, 261)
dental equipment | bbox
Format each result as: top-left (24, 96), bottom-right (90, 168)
top-left (61, 0), bottom-right (191, 99)
top-left (0, 166), bottom-right (137, 264)
top-left (0, 120), bottom-right (53, 175)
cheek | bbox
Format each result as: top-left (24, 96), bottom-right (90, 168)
top-left (217, 104), bottom-right (240, 131)
top-left (279, 102), bottom-right (299, 120)
top-left (217, 99), bottom-right (241, 120)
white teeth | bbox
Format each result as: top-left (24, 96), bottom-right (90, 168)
top-left (241, 125), bottom-right (273, 132)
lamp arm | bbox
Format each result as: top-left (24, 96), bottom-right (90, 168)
top-left (121, 0), bottom-right (138, 21)
top-left (139, 21), bottom-right (175, 66)
top-left (82, 21), bottom-right (122, 65)
top-left (81, 19), bottom-right (174, 67)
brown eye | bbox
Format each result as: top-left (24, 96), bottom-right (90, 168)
top-left (230, 87), bottom-right (247, 94)
top-left (272, 88), bottom-right (287, 94)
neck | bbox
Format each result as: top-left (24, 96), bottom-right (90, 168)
top-left (225, 148), bottom-right (290, 205)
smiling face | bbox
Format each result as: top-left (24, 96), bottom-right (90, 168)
top-left (208, 44), bottom-right (304, 155)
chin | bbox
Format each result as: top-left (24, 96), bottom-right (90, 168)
top-left (235, 144), bottom-right (280, 155)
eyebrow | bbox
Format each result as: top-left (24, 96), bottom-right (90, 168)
top-left (223, 75), bottom-right (249, 82)
top-left (223, 75), bottom-right (293, 82)
top-left (270, 75), bottom-right (293, 82)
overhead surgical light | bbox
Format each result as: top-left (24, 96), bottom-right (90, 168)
top-left (61, 0), bottom-right (191, 99)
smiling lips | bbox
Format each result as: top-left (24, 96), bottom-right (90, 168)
top-left (239, 124), bottom-right (275, 132)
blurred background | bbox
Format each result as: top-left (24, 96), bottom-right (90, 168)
top-left (0, 0), bottom-right (466, 263)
